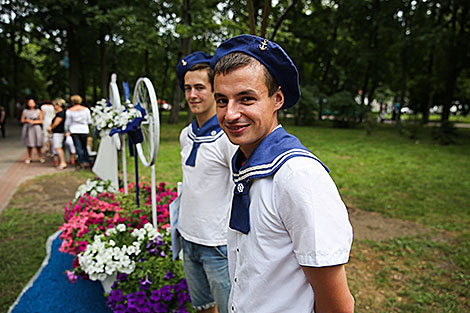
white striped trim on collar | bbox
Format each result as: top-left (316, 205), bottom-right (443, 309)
top-left (233, 148), bottom-right (315, 183)
top-left (188, 128), bottom-right (224, 143)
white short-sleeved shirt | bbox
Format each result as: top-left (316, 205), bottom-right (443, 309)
top-left (227, 157), bottom-right (353, 313)
top-left (178, 125), bottom-right (237, 246)
top-left (65, 108), bottom-right (92, 134)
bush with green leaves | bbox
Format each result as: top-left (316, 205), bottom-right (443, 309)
top-left (325, 91), bottom-right (368, 128)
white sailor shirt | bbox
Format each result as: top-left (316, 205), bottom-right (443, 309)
top-left (227, 157), bottom-right (353, 313)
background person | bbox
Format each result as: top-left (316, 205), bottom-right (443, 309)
top-left (176, 51), bottom-right (237, 313)
top-left (41, 99), bottom-right (55, 155)
top-left (48, 98), bottom-right (69, 170)
top-left (21, 98), bottom-right (44, 163)
top-left (65, 94), bottom-right (91, 169)
top-left (211, 35), bottom-right (354, 313)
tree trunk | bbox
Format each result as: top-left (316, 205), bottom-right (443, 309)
top-left (270, 0), bottom-right (299, 41)
top-left (99, 29), bottom-right (108, 99)
top-left (169, 0), bottom-right (192, 124)
top-left (422, 48), bottom-right (435, 125)
top-left (260, 0), bottom-right (272, 38)
top-left (247, 0), bottom-right (256, 35)
top-left (169, 82), bottom-right (182, 124)
top-left (397, 46), bottom-right (407, 127)
top-left (67, 27), bottom-right (80, 95)
top-left (144, 49), bottom-right (150, 78)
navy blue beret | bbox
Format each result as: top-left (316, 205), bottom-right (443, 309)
top-left (210, 34), bottom-right (300, 109)
top-left (176, 51), bottom-right (212, 91)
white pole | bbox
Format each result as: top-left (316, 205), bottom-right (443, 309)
top-left (151, 163), bottom-right (157, 228)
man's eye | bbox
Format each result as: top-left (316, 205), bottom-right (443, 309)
top-left (216, 99), bottom-right (228, 107)
top-left (241, 97), bottom-right (255, 103)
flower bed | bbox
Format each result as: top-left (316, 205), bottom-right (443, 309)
top-left (60, 178), bottom-right (194, 313)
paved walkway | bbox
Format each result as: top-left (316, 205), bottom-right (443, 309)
top-left (0, 120), bottom-right (70, 212)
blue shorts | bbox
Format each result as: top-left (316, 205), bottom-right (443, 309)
top-left (182, 238), bottom-right (231, 313)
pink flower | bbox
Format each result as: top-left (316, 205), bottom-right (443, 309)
top-left (66, 270), bottom-right (78, 283)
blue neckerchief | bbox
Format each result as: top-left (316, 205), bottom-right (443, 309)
top-left (185, 114), bottom-right (224, 166)
top-left (230, 126), bottom-right (329, 234)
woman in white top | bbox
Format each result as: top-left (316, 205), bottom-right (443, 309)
top-left (64, 94), bottom-right (92, 169)
top-left (41, 101), bottom-right (55, 154)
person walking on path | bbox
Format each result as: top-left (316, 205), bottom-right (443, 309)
top-left (65, 94), bottom-right (91, 169)
top-left (21, 98), bottom-right (44, 164)
top-left (211, 35), bottom-right (354, 313)
top-left (176, 51), bottom-right (237, 313)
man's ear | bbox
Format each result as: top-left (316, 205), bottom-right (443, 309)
top-left (273, 86), bottom-right (284, 112)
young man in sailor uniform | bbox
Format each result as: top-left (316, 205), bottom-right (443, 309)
top-left (176, 51), bottom-right (237, 313)
top-left (211, 35), bottom-right (355, 313)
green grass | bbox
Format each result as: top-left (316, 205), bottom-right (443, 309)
top-left (1, 112), bottom-right (469, 312)
top-left (0, 207), bottom-right (63, 311)
top-left (286, 123), bottom-right (470, 232)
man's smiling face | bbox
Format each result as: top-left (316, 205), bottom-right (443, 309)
top-left (214, 62), bottom-right (284, 157)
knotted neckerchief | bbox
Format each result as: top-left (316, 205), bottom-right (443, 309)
top-left (230, 126), bottom-right (330, 234)
top-left (185, 114), bottom-right (224, 166)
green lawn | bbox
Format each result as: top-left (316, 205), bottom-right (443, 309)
top-left (1, 113), bottom-right (469, 312)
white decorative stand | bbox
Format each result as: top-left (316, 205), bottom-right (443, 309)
top-left (132, 78), bottom-right (161, 228)
top-left (100, 272), bottom-right (118, 294)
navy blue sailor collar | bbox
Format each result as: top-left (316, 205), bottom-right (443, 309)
top-left (229, 125), bottom-right (330, 234)
top-left (185, 114), bottom-right (224, 166)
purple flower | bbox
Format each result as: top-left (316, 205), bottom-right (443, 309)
top-left (160, 251), bottom-right (166, 257)
top-left (117, 273), bottom-right (128, 281)
top-left (140, 276), bottom-right (152, 291)
top-left (151, 289), bottom-right (161, 302)
top-left (108, 289), bottom-right (123, 303)
top-left (153, 302), bottom-right (168, 313)
top-left (113, 303), bottom-right (126, 313)
top-left (161, 285), bottom-right (173, 301)
top-left (134, 291), bottom-right (147, 305)
top-left (164, 271), bottom-right (174, 280)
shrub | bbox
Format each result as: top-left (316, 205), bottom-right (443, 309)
top-left (325, 91), bottom-right (368, 128)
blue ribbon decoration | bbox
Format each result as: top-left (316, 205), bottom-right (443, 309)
top-left (109, 103), bottom-right (146, 144)
top-left (229, 126), bottom-right (330, 234)
top-left (123, 82), bottom-right (130, 103)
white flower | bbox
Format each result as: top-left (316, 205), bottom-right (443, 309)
top-left (116, 224), bottom-right (126, 232)
top-left (73, 178), bottom-right (116, 201)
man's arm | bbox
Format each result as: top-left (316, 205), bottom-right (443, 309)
top-left (301, 264), bottom-right (354, 313)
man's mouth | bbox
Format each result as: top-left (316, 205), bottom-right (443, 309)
top-left (225, 124), bottom-right (249, 133)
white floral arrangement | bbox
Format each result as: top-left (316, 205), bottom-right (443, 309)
top-left (74, 178), bottom-right (117, 201)
top-left (78, 223), bottom-right (159, 281)
top-left (91, 98), bottom-right (142, 133)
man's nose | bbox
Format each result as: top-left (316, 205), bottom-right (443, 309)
top-left (225, 101), bottom-right (241, 121)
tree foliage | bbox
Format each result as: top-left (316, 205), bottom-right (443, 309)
top-left (0, 0), bottom-right (468, 126)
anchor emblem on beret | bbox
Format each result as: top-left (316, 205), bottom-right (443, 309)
top-left (182, 60), bottom-right (187, 66)
top-left (259, 39), bottom-right (268, 51)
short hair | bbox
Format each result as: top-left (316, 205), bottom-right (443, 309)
top-left (186, 63), bottom-right (214, 89)
top-left (53, 98), bottom-right (66, 109)
top-left (213, 52), bottom-right (278, 97)
top-left (70, 94), bottom-right (82, 105)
